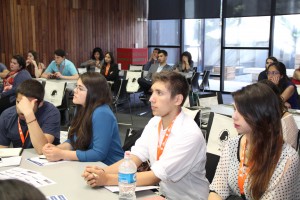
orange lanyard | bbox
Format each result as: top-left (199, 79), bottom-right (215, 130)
top-left (17, 118), bottom-right (29, 147)
top-left (238, 140), bottom-right (251, 195)
top-left (156, 113), bottom-right (179, 160)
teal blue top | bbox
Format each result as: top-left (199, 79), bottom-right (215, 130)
top-left (65, 104), bottom-right (124, 164)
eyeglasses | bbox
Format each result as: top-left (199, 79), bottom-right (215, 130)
top-left (266, 71), bottom-right (280, 76)
top-left (74, 85), bottom-right (87, 92)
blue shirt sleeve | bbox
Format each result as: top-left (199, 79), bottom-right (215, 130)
top-left (66, 63), bottom-right (78, 76)
top-left (75, 106), bottom-right (117, 162)
top-left (44, 61), bottom-right (56, 73)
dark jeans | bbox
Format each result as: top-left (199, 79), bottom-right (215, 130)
top-left (138, 78), bottom-right (152, 95)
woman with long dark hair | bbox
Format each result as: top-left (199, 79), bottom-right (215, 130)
top-left (209, 83), bottom-right (299, 200)
top-left (173, 51), bottom-right (194, 73)
top-left (267, 62), bottom-right (299, 109)
top-left (42, 72), bottom-right (124, 165)
top-left (80, 47), bottom-right (104, 72)
top-left (25, 50), bottom-right (45, 78)
top-left (100, 52), bottom-right (119, 82)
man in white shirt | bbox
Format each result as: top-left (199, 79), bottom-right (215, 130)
top-left (82, 71), bottom-right (209, 199)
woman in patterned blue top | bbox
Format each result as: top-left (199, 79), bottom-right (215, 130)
top-left (42, 72), bottom-right (124, 165)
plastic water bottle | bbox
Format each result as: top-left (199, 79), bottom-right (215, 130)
top-left (118, 151), bottom-right (137, 200)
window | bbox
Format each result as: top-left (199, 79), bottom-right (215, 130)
top-left (273, 14), bottom-right (300, 76)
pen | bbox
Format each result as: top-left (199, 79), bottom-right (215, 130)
top-left (0, 157), bottom-right (2, 163)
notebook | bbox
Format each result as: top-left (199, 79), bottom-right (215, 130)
top-left (0, 148), bottom-right (23, 157)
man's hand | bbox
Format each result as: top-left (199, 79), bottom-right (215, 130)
top-left (82, 166), bottom-right (107, 187)
top-left (54, 72), bottom-right (62, 79)
top-left (17, 96), bottom-right (36, 117)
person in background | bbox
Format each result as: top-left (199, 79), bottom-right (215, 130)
top-left (138, 50), bottom-right (173, 98)
top-left (0, 55), bottom-right (32, 114)
top-left (42, 72), bottom-right (124, 164)
top-left (41, 49), bottom-right (79, 80)
top-left (0, 62), bottom-right (9, 79)
top-left (209, 83), bottom-right (299, 200)
top-left (100, 52), bottom-right (119, 82)
top-left (80, 47), bottom-right (104, 72)
top-left (258, 56), bottom-right (278, 81)
top-left (267, 62), bottom-right (299, 109)
top-left (173, 51), bottom-right (194, 73)
top-left (0, 179), bottom-right (46, 200)
top-left (82, 71), bottom-right (209, 199)
top-left (292, 65), bottom-right (300, 85)
top-left (0, 79), bottom-right (60, 154)
top-left (26, 50), bottom-right (46, 78)
top-left (259, 79), bottom-right (298, 149)
top-left (144, 48), bottom-right (160, 71)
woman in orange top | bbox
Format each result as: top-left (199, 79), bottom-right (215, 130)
top-left (100, 52), bottom-right (119, 82)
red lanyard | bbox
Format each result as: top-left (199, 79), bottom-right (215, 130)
top-left (238, 140), bottom-right (251, 195)
top-left (17, 118), bottom-right (29, 147)
top-left (156, 113), bottom-right (179, 160)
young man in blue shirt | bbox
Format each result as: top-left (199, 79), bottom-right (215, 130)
top-left (0, 79), bottom-right (61, 154)
top-left (41, 49), bottom-right (79, 80)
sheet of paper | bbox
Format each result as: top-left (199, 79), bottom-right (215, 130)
top-left (0, 167), bottom-right (55, 187)
top-left (46, 194), bottom-right (68, 200)
top-left (27, 157), bottom-right (68, 167)
top-left (105, 185), bottom-right (159, 193)
top-left (0, 156), bottom-right (22, 167)
top-left (0, 148), bottom-right (22, 157)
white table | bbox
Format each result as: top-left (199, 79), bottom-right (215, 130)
top-left (0, 149), bottom-right (156, 200)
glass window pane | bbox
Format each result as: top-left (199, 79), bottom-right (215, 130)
top-left (225, 17), bottom-right (270, 47)
top-left (273, 14), bottom-right (300, 76)
top-left (204, 19), bottom-right (221, 73)
top-left (148, 20), bottom-right (180, 46)
top-left (222, 49), bottom-right (268, 92)
top-left (183, 19), bottom-right (203, 68)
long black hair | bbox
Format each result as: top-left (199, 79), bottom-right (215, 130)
top-left (68, 72), bottom-right (112, 150)
top-left (232, 83), bottom-right (283, 199)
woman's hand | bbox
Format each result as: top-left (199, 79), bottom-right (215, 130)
top-left (269, 76), bottom-right (280, 85)
top-left (42, 144), bottom-right (64, 162)
top-left (82, 166), bottom-right (106, 187)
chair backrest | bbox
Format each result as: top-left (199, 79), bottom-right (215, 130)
top-left (113, 79), bottom-right (129, 104)
top-left (205, 112), bottom-right (238, 183)
top-left (126, 71), bottom-right (142, 93)
top-left (199, 70), bottom-right (210, 90)
top-left (44, 81), bottom-right (66, 107)
top-left (206, 112), bottom-right (238, 154)
top-left (123, 128), bottom-right (144, 151)
top-left (181, 107), bottom-right (201, 127)
top-left (129, 65), bottom-right (143, 71)
top-left (198, 92), bottom-right (223, 107)
top-left (191, 72), bottom-right (201, 93)
top-left (78, 68), bottom-right (87, 74)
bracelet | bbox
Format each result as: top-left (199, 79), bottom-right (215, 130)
top-left (27, 118), bottom-right (37, 125)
